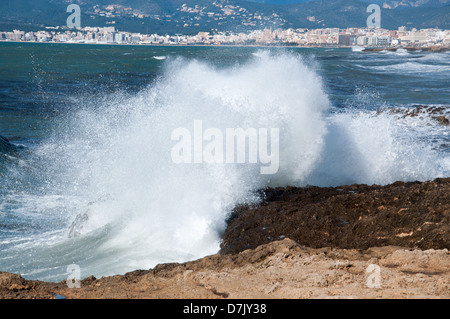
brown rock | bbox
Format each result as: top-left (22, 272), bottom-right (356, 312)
top-left (0, 239), bottom-right (448, 299)
top-left (434, 116), bottom-right (449, 126)
top-left (0, 178), bottom-right (449, 299)
top-left (220, 178), bottom-right (450, 255)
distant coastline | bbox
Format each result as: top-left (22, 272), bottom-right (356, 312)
top-left (1, 39), bottom-right (450, 53)
top-left (2, 25), bottom-right (449, 49)
top-left (0, 39), bottom-right (352, 49)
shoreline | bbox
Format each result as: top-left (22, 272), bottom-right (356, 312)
top-left (1, 40), bottom-right (449, 52)
top-left (0, 39), bottom-right (349, 49)
top-left (1, 177), bottom-right (448, 299)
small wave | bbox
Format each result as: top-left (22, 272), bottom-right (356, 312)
top-left (381, 48), bottom-right (409, 56)
top-left (416, 52), bottom-right (450, 64)
top-left (308, 106), bottom-right (450, 187)
top-left (0, 135), bottom-right (10, 153)
top-left (153, 56), bottom-right (166, 60)
top-left (351, 46), bottom-right (364, 52)
top-left (0, 135), bottom-right (21, 154)
top-left (252, 51), bottom-right (271, 58)
top-left (370, 61), bottom-right (450, 73)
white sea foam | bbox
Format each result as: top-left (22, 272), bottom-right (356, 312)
top-left (22, 51), bottom-right (330, 279)
top-left (351, 46), bottom-right (364, 52)
top-left (380, 48), bottom-right (409, 56)
top-left (307, 109), bottom-right (449, 187)
top-left (416, 52), bottom-right (450, 64)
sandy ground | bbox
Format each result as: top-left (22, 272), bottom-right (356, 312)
top-left (0, 239), bottom-right (448, 299)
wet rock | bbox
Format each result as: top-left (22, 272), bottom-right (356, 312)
top-left (434, 116), bottom-right (449, 126)
top-left (220, 178), bottom-right (450, 255)
top-left (0, 135), bottom-right (13, 153)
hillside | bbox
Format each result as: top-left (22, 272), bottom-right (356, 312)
top-left (0, 0), bottom-right (449, 34)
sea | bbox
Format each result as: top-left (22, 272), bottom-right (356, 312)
top-left (0, 42), bottom-right (449, 282)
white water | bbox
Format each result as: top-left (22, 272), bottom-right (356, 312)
top-left (351, 46), bottom-right (364, 52)
top-left (371, 61), bottom-right (450, 73)
top-left (1, 51), bottom-right (449, 281)
top-left (17, 51), bottom-right (330, 280)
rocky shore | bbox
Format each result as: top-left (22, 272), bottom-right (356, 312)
top-left (1, 178), bottom-right (449, 299)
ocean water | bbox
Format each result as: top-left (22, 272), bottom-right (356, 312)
top-left (0, 42), bottom-right (449, 282)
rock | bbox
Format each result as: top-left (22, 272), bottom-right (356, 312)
top-left (220, 178), bottom-right (450, 255)
top-left (0, 135), bottom-right (13, 153)
top-left (8, 284), bottom-right (30, 291)
top-left (0, 272), bottom-right (27, 287)
top-left (0, 134), bottom-right (23, 154)
top-left (1, 239), bottom-right (448, 299)
top-left (434, 116), bottom-right (449, 126)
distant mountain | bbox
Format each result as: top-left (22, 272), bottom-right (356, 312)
top-left (279, 0), bottom-right (450, 29)
top-left (0, 0), bottom-right (449, 33)
top-left (359, 0), bottom-right (450, 9)
top-left (247, 0), bottom-right (450, 7)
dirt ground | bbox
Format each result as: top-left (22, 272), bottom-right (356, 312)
top-left (0, 178), bottom-right (449, 299)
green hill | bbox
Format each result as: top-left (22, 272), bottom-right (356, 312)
top-left (0, 0), bottom-right (448, 33)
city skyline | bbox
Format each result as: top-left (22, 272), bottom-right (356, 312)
top-left (1, 25), bottom-right (449, 48)
top-left (2, 0), bottom-right (449, 36)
